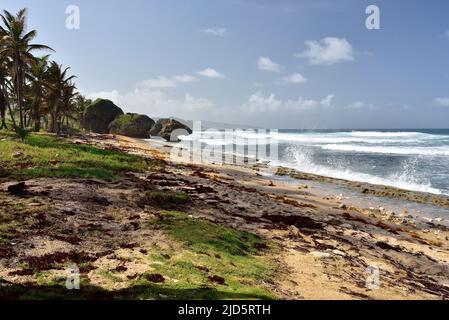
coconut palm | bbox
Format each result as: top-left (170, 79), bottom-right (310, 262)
top-left (45, 61), bottom-right (76, 134)
top-left (27, 55), bottom-right (49, 131)
top-left (0, 8), bottom-right (53, 128)
top-left (0, 29), bottom-right (9, 129)
top-left (0, 60), bottom-right (8, 129)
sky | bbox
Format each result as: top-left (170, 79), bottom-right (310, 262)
top-left (3, 0), bottom-right (449, 129)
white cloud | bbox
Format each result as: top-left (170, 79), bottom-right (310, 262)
top-left (86, 80), bottom-right (214, 119)
top-left (202, 27), bottom-right (228, 37)
top-left (243, 92), bottom-right (282, 113)
top-left (257, 57), bottom-right (283, 72)
top-left (242, 92), bottom-right (332, 113)
top-left (321, 94), bottom-right (335, 107)
top-left (348, 101), bottom-right (366, 109)
top-left (434, 97), bottom-right (449, 107)
top-left (284, 97), bottom-right (318, 111)
top-left (196, 68), bottom-right (225, 79)
top-left (296, 37), bottom-right (354, 65)
top-left (282, 72), bottom-right (307, 84)
top-left (141, 74), bottom-right (197, 88)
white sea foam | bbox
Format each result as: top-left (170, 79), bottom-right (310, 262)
top-left (321, 144), bottom-right (449, 156)
top-left (181, 131), bottom-right (418, 145)
top-left (276, 147), bottom-right (443, 195)
top-left (179, 129), bottom-right (449, 196)
top-left (348, 131), bottom-right (425, 137)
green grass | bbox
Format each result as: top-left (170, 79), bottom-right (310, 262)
top-left (142, 190), bottom-right (190, 207)
top-left (0, 130), bottom-right (164, 179)
top-left (131, 211), bottom-right (277, 300)
top-left (0, 211), bottom-right (277, 300)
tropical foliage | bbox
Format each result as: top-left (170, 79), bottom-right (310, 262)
top-left (0, 8), bottom-right (90, 134)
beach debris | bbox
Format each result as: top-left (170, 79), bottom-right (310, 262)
top-left (376, 241), bottom-right (401, 252)
top-left (145, 273), bottom-right (165, 283)
top-left (263, 214), bottom-right (323, 234)
top-left (208, 275), bottom-right (226, 285)
top-left (339, 204), bottom-right (348, 210)
top-left (7, 182), bottom-right (27, 195)
top-left (332, 249), bottom-right (346, 257)
top-left (253, 242), bottom-right (269, 250)
top-left (113, 265), bottom-right (128, 272)
top-left (288, 225), bottom-right (301, 237)
top-left (12, 151), bottom-right (24, 158)
top-left (310, 251), bottom-right (332, 259)
top-left (268, 180), bottom-right (275, 187)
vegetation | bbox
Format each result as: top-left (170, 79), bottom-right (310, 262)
top-left (0, 129), bottom-right (163, 179)
top-left (0, 8), bottom-right (90, 135)
top-left (0, 210), bottom-right (276, 300)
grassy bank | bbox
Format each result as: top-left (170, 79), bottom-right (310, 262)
top-left (0, 131), bottom-right (163, 180)
top-left (0, 130), bottom-right (277, 300)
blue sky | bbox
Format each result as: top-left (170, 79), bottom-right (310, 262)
top-left (3, 0), bottom-right (449, 128)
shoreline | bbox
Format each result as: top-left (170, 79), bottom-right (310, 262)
top-left (1, 132), bottom-right (449, 299)
top-left (142, 136), bottom-right (449, 212)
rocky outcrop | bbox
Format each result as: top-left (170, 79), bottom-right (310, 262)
top-left (108, 113), bottom-right (155, 138)
top-left (82, 99), bottom-right (124, 134)
top-left (149, 118), bottom-right (192, 141)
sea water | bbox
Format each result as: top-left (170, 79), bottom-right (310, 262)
top-left (182, 129), bottom-right (449, 196)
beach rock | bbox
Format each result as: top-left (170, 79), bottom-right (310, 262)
top-left (82, 99), bottom-right (124, 134)
top-left (108, 113), bottom-right (155, 138)
top-left (149, 118), bottom-right (192, 141)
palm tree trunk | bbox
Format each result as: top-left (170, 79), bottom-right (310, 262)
top-left (32, 92), bottom-right (41, 132)
top-left (0, 91), bottom-right (7, 130)
top-left (14, 53), bottom-right (24, 128)
top-left (7, 101), bottom-right (17, 127)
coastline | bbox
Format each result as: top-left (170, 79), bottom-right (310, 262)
top-left (1, 132), bottom-right (449, 299)
top-left (116, 134), bottom-right (449, 298)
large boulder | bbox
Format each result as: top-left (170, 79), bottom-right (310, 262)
top-left (150, 118), bottom-right (192, 141)
top-left (83, 99), bottom-right (124, 134)
top-left (108, 113), bottom-right (155, 138)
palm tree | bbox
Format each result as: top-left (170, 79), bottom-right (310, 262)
top-left (45, 61), bottom-right (76, 134)
top-left (0, 8), bottom-right (52, 128)
top-left (59, 84), bottom-right (78, 131)
top-left (0, 58), bottom-right (8, 129)
top-left (0, 29), bottom-right (9, 129)
top-left (28, 55), bottom-right (49, 131)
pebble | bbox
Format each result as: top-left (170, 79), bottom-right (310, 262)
top-left (340, 223), bottom-right (353, 229)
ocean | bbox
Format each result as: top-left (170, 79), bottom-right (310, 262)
top-left (181, 129), bottom-right (449, 196)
